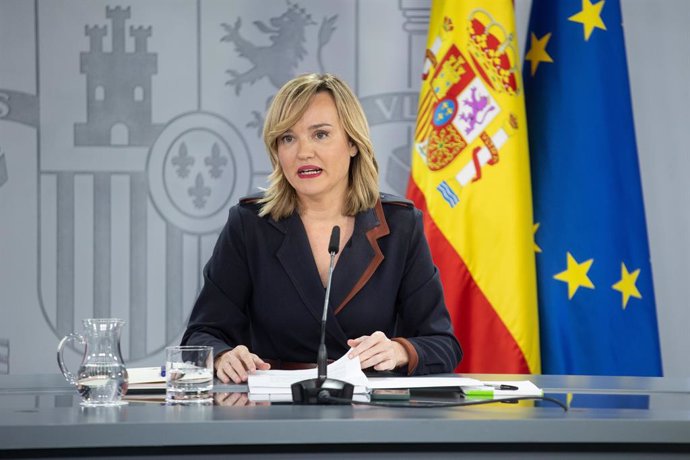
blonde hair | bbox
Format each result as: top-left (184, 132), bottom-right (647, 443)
top-left (259, 73), bottom-right (379, 220)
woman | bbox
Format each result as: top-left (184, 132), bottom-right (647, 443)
top-left (181, 73), bottom-right (462, 384)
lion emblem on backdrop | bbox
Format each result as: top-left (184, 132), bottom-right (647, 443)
top-left (221, 2), bottom-right (337, 135)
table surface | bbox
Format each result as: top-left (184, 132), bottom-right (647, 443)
top-left (1, 372), bottom-right (689, 455)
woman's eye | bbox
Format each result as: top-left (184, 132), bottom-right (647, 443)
top-left (314, 130), bottom-right (329, 140)
top-left (280, 134), bottom-right (294, 144)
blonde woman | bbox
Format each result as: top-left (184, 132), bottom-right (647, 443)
top-left (182, 73), bottom-right (462, 384)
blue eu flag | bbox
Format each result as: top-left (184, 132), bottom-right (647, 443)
top-left (524, 0), bottom-right (662, 376)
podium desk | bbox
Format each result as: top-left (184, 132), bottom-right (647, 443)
top-left (0, 373), bottom-right (689, 459)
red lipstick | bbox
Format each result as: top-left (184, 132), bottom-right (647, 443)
top-left (297, 165), bottom-right (323, 179)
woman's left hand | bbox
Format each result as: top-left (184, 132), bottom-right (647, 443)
top-left (347, 331), bottom-right (409, 371)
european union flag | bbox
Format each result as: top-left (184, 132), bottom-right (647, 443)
top-left (524, 0), bottom-right (662, 376)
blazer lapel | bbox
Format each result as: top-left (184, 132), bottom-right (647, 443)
top-left (331, 199), bottom-right (390, 315)
top-left (273, 213), bottom-right (350, 345)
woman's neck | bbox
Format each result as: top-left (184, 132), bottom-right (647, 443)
top-left (298, 205), bottom-right (345, 222)
top-left (297, 195), bottom-right (348, 222)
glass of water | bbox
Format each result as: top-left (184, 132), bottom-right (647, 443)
top-left (165, 345), bottom-right (213, 404)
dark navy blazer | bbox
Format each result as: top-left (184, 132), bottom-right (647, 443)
top-left (181, 193), bottom-right (462, 375)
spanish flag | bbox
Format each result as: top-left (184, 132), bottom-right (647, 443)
top-left (407, 0), bottom-right (540, 373)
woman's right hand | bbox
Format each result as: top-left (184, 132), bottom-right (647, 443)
top-left (214, 345), bottom-right (271, 383)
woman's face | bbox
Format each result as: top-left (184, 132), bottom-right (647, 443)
top-left (277, 92), bottom-right (357, 206)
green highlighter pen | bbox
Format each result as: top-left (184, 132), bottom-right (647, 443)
top-left (463, 388), bottom-right (495, 397)
top-left (463, 384), bottom-right (518, 397)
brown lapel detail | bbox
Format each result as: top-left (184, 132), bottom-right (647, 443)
top-left (333, 199), bottom-right (390, 314)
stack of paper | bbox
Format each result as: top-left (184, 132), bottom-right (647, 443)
top-left (248, 353), bottom-right (368, 395)
top-left (126, 366), bottom-right (166, 392)
top-left (368, 376), bottom-right (483, 390)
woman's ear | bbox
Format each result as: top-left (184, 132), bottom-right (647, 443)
top-left (348, 141), bottom-right (358, 158)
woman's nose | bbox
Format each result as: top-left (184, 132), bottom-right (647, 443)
top-left (296, 141), bottom-right (314, 159)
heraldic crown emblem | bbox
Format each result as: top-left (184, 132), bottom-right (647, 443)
top-left (466, 10), bottom-right (519, 95)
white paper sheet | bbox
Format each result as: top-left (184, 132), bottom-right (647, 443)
top-left (367, 376), bottom-right (482, 390)
top-left (127, 366), bottom-right (165, 384)
top-left (248, 352), bottom-right (368, 394)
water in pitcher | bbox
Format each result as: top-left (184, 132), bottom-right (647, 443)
top-left (76, 363), bottom-right (128, 405)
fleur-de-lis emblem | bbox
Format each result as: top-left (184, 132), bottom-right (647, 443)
top-left (188, 173), bottom-right (211, 209)
top-left (205, 143), bottom-right (228, 179)
top-left (171, 142), bottom-right (194, 178)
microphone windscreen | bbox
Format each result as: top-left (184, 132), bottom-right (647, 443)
top-left (328, 226), bottom-right (340, 254)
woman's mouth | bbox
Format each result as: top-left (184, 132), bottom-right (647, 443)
top-left (297, 166), bottom-right (323, 178)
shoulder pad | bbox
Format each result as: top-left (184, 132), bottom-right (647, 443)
top-left (239, 191), bottom-right (265, 206)
top-left (380, 193), bottom-right (414, 207)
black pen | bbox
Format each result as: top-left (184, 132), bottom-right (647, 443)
top-left (485, 383), bottom-right (518, 391)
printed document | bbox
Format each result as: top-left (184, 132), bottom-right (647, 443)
top-left (248, 352), bottom-right (368, 394)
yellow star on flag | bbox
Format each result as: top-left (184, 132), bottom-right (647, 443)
top-left (533, 223), bottom-right (542, 253)
top-left (612, 263), bottom-right (642, 309)
top-left (525, 32), bottom-right (554, 76)
top-left (569, 0), bottom-right (607, 41)
top-left (554, 252), bottom-right (595, 299)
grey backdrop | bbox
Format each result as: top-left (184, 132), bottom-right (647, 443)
top-left (0, 0), bottom-right (687, 378)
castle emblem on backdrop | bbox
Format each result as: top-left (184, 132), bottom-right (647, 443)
top-left (415, 10), bottom-right (520, 207)
top-left (221, 2), bottom-right (337, 136)
top-left (75, 6), bottom-right (163, 146)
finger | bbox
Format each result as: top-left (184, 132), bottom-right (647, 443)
top-left (221, 365), bottom-right (243, 384)
top-left (348, 336), bottom-right (367, 346)
top-left (216, 359), bottom-right (231, 383)
top-left (373, 355), bottom-right (397, 371)
top-left (229, 346), bottom-right (254, 372)
top-left (225, 355), bottom-right (248, 382)
top-left (358, 346), bottom-right (386, 368)
top-left (232, 345), bottom-right (249, 358)
top-left (214, 351), bottom-right (234, 383)
top-left (238, 352), bottom-right (258, 374)
top-left (225, 365), bottom-right (244, 384)
top-left (359, 348), bottom-right (391, 369)
top-left (251, 354), bottom-right (270, 371)
top-left (347, 336), bottom-right (370, 357)
top-left (362, 351), bottom-right (396, 371)
top-left (215, 365), bottom-right (231, 384)
top-left (358, 337), bottom-right (395, 369)
top-left (353, 333), bottom-right (389, 363)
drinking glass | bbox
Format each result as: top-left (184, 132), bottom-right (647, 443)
top-left (165, 345), bottom-right (213, 403)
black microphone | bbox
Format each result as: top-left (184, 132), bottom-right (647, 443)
top-left (291, 226), bottom-right (354, 404)
top-left (317, 225), bottom-right (340, 381)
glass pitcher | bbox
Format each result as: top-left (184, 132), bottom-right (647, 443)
top-left (57, 318), bottom-right (129, 406)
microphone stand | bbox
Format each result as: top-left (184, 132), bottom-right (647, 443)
top-left (292, 226), bottom-right (354, 404)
